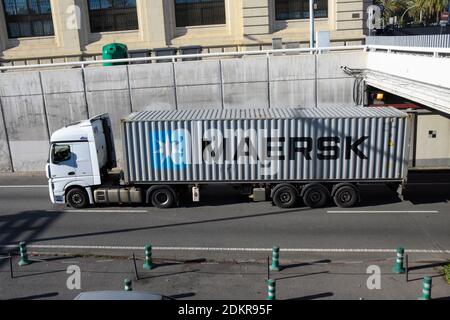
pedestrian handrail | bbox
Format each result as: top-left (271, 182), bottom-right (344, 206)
top-left (366, 34), bottom-right (450, 49)
top-left (1, 44), bottom-right (448, 73)
top-left (368, 44), bottom-right (450, 56)
top-left (0, 45), bottom-right (366, 72)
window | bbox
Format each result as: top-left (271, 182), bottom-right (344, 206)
top-left (2, 0), bottom-right (54, 38)
top-left (275, 0), bottom-right (328, 21)
top-left (52, 145), bottom-right (71, 164)
top-left (88, 0), bottom-right (138, 33)
top-left (175, 0), bottom-right (225, 27)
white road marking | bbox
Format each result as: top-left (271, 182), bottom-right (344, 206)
top-left (0, 185), bottom-right (48, 188)
top-left (327, 210), bottom-right (439, 214)
top-left (1, 244), bottom-right (449, 254)
top-left (45, 210), bottom-right (148, 213)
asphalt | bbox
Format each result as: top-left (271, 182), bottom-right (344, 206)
top-left (0, 173), bottom-right (448, 300)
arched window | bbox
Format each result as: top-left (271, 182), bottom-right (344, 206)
top-left (88, 0), bottom-right (138, 33)
top-left (2, 0), bottom-right (54, 38)
top-left (175, 0), bottom-right (226, 27)
top-left (275, 0), bottom-right (328, 21)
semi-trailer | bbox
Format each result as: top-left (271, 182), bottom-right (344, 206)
top-left (46, 107), bottom-right (410, 209)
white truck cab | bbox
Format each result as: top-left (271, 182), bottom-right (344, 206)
top-left (46, 114), bottom-right (116, 207)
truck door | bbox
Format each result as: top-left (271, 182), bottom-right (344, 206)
top-left (50, 143), bottom-right (93, 180)
top-left (50, 144), bottom-right (76, 180)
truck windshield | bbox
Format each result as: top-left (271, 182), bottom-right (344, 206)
top-left (52, 145), bottom-right (71, 164)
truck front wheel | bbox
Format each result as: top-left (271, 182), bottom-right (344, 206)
top-left (151, 187), bottom-right (176, 209)
top-left (67, 188), bottom-right (89, 209)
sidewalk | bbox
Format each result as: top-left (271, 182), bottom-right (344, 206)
top-left (0, 252), bottom-right (448, 300)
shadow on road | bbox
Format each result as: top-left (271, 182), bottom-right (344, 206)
top-left (23, 207), bottom-right (309, 244)
top-left (409, 262), bottom-right (449, 271)
top-left (169, 292), bottom-right (196, 299)
top-left (0, 210), bottom-right (63, 268)
top-left (10, 292), bottom-right (59, 300)
top-left (287, 292), bottom-right (334, 300)
top-left (281, 259), bottom-right (332, 271)
top-left (276, 271), bottom-right (330, 281)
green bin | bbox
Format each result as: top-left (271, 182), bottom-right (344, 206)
top-left (102, 43), bottom-right (128, 66)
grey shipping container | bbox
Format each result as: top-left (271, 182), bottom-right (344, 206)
top-left (121, 107), bottom-right (410, 184)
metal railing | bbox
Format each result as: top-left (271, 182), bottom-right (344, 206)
top-left (366, 34), bottom-right (450, 48)
top-left (0, 45), bottom-right (448, 72)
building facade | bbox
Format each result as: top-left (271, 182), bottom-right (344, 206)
top-left (0, 0), bottom-right (371, 64)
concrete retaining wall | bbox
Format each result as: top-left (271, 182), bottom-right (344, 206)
top-left (0, 51), bottom-right (367, 172)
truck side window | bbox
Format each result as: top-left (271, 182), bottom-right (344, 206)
top-left (52, 145), bottom-right (71, 164)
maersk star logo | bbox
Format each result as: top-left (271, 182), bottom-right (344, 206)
top-left (151, 131), bottom-right (186, 170)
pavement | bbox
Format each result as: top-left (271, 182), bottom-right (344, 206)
top-left (0, 252), bottom-right (448, 300)
top-left (0, 172), bottom-right (449, 300)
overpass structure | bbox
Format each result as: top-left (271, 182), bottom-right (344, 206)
top-left (0, 44), bottom-right (449, 172)
top-left (363, 46), bottom-right (450, 116)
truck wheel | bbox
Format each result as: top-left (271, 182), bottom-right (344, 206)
top-left (333, 185), bottom-right (358, 208)
top-left (67, 188), bottom-right (89, 209)
top-left (272, 185), bottom-right (298, 209)
top-left (151, 188), bottom-right (175, 209)
top-left (302, 184), bottom-right (329, 208)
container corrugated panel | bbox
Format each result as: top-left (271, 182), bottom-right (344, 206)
top-left (122, 107), bottom-right (410, 184)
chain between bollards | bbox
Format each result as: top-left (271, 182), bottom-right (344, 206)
top-left (9, 251), bottom-right (13, 279)
top-left (267, 279), bottom-right (276, 300)
top-left (18, 241), bottom-right (31, 266)
top-left (143, 244), bottom-right (154, 270)
top-left (270, 246), bottom-right (280, 271)
top-left (419, 276), bottom-right (432, 300)
top-left (132, 253), bottom-right (139, 280)
top-left (405, 254), bottom-right (409, 282)
top-left (392, 247), bottom-right (405, 274)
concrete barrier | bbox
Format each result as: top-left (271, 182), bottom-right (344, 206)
top-left (128, 63), bottom-right (176, 111)
top-left (0, 51), bottom-right (367, 172)
top-left (40, 69), bottom-right (88, 133)
top-left (0, 72), bottom-right (50, 172)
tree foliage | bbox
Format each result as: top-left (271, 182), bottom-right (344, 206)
top-left (374, 0), bottom-right (448, 24)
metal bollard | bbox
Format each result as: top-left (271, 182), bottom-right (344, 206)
top-left (267, 279), bottom-right (276, 300)
top-left (18, 241), bottom-right (31, 266)
top-left (270, 246), bottom-right (280, 271)
top-left (418, 276), bottom-right (432, 300)
top-left (143, 244), bottom-right (154, 270)
top-left (124, 279), bottom-right (133, 291)
top-left (392, 247), bottom-right (405, 274)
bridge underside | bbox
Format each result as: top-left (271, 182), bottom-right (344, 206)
top-left (364, 70), bottom-right (450, 115)
top-left (363, 51), bottom-right (450, 116)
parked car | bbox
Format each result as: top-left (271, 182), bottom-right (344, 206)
top-left (74, 291), bottom-right (174, 300)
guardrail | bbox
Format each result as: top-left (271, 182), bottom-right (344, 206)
top-left (0, 45), bottom-right (448, 73)
top-left (367, 44), bottom-right (450, 57)
top-left (367, 35), bottom-right (450, 48)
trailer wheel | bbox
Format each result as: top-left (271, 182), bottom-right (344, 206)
top-left (333, 185), bottom-right (358, 208)
top-left (151, 187), bottom-right (176, 209)
top-left (67, 188), bottom-right (89, 209)
top-left (302, 184), bottom-right (329, 208)
top-left (272, 185), bottom-right (298, 209)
